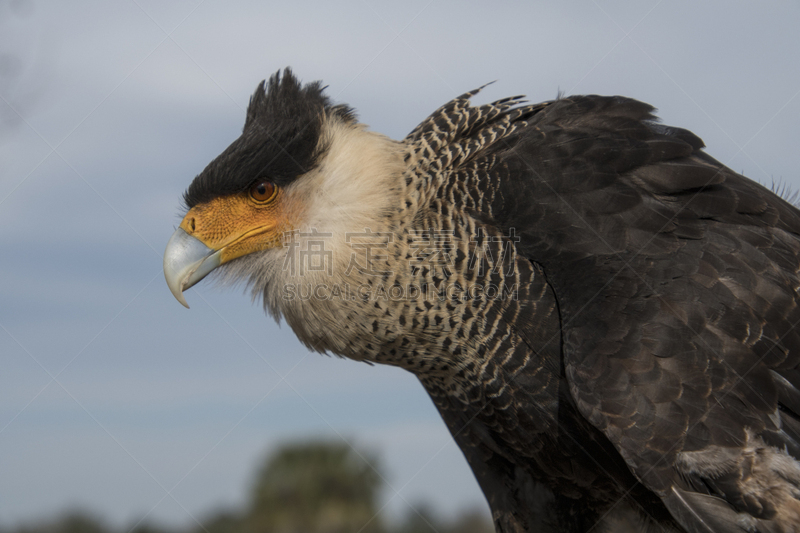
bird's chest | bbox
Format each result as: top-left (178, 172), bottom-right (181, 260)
top-left (281, 207), bottom-right (535, 403)
top-left (336, 220), bottom-right (520, 358)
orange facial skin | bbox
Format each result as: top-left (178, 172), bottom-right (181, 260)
top-left (178, 187), bottom-right (287, 264)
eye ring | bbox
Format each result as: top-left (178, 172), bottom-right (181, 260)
top-left (250, 180), bottom-right (277, 203)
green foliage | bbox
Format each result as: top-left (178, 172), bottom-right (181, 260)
top-left (127, 523), bottom-right (173, 533)
top-left (4, 441), bottom-right (493, 533)
top-left (191, 510), bottom-right (243, 533)
top-left (244, 441), bottom-right (383, 533)
top-left (394, 506), bottom-right (494, 533)
top-left (393, 505), bottom-right (441, 533)
top-left (7, 511), bottom-right (109, 533)
top-left (444, 511), bottom-right (494, 533)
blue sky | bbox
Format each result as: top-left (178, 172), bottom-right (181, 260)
top-left (1, 0), bottom-right (799, 529)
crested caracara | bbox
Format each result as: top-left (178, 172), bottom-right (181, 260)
top-left (164, 69), bottom-right (800, 533)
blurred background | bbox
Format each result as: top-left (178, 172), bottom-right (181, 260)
top-left (0, 440), bottom-right (494, 533)
top-left (1, 0), bottom-right (798, 532)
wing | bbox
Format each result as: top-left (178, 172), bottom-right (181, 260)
top-left (492, 95), bottom-right (800, 532)
top-left (416, 234), bottom-right (678, 532)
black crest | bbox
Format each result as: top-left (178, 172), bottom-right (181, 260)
top-left (183, 68), bottom-right (355, 208)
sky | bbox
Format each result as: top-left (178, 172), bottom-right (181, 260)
top-left (1, 0), bottom-right (799, 529)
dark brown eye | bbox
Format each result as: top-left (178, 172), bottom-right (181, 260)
top-left (250, 180), bottom-right (276, 202)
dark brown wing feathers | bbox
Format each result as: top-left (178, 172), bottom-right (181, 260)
top-left (486, 95), bottom-right (800, 532)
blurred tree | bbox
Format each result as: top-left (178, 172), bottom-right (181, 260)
top-left (2, 441), bottom-right (492, 533)
top-left (126, 522), bottom-right (172, 533)
top-left (12, 511), bottom-right (109, 533)
top-left (393, 505), bottom-right (441, 533)
top-left (445, 511), bottom-right (494, 533)
top-left (394, 505), bottom-right (494, 533)
top-left (194, 510), bottom-right (243, 533)
top-left (0, 0), bottom-right (36, 140)
top-left (244, 441), bottom-right (384, 533)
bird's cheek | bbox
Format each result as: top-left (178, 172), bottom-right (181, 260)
top-left (178, 195), bottom-right (285, 264)
top-left (219, 230), bottom-right (283, 263)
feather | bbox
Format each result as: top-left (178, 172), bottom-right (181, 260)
top-left (170, 73), bottom-right (800, 532)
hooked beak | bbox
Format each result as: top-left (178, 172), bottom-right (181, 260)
top-left (163, 228), bottom-right (222, 308)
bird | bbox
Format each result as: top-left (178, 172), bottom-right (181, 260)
top-left (163, 68), bottom-right (800, 533)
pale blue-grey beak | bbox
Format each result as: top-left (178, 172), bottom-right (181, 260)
top-left (163, 228), bottom-right (222, 308)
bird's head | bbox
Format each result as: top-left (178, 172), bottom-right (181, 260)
top-left (164, 69), bottom-right (405, 322)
